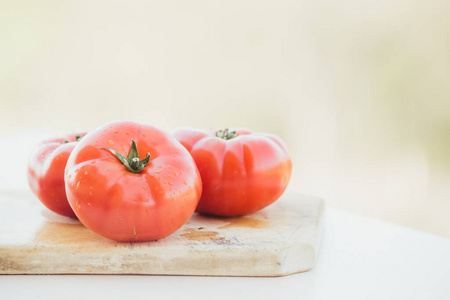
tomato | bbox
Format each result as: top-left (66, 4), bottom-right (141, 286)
top-left (65, 121), bottom-right (202, 242)
top-left (28, 132), bottom-right (87, 218)
top-left (172, 128), bottom-right (292, 216)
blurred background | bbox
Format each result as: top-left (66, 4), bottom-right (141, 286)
top-left (1, 0), bottom-right (449, 238)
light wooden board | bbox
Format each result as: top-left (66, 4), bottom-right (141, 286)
top-left (0, 190), bottom-right (324, 277)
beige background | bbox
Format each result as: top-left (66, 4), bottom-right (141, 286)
top-left (1, 0), bottom-right (449, 238)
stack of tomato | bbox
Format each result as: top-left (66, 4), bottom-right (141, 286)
top-left (28, 121), bottom-right (292, 242)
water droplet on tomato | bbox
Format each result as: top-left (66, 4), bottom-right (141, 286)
top-left (108, 140), bottom-right (114, 146)
top-left (76, 181), bottom-right (80, 189)
top-left (84, 171), bottom-right (88, 175)
top-left (90, 161), bottom-right (96, 164)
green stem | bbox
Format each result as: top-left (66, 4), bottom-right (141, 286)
top-left (101, 140), bottom-right (151, 173)
top-left (216, 128), bottom-right (238, 140)
top-left (63, 135), bottom-right (84, 144)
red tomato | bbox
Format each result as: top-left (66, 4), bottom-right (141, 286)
top-left (172, 128), bottom-right (292, 216)
top-left (65, 121), bottom-right (202, 242)
top-left (28, 132), bottom-right (87, 218)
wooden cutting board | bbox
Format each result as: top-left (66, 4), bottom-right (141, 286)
top-left (0, 189), bottom-right (324, 277)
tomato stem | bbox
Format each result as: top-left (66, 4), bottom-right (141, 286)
top-left (63, 134), bottom-right (84, 144)
top-left (101, 140), bottom-right (151, 173)
top-left (216, 128), bottom-right (237, 140)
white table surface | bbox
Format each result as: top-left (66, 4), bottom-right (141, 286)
top-left (1, 206), bottom-right (449, 300)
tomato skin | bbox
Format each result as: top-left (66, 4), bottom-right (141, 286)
top-left (65, 121), bottom-right (202, 242)
top-left (27, 132), bottom-right (87, 218)
top-left (172, 128), bottom-right (292, 217)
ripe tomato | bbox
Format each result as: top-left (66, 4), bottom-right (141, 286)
top-left (65, 121), bottom-right (202, 242)
top-left (28, 132), bottom-right (87, 218)
top-left (172, 128), bottom-right (292, 216)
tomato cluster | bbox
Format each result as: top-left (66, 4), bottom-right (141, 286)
top-left (28, 121), bottom-right (292, 242)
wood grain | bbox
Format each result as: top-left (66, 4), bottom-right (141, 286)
top-left (0, 190), bottom-right (324, 276)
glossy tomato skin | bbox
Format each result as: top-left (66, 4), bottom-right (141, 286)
top-left (65, 121), bottom-right (202, 242)
top-left (172, 128), bottom-right (292, 217)
top-left (28, 132), bottom-right (87, 218)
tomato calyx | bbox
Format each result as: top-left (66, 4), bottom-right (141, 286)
top-left (63, 134), bottom-right (84, 144)
top-left (216, 128), bottom-right (237, 140)
top-left (101, 140), bottom-right (151, 173)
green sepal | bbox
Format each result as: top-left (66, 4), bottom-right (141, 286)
top-left (216, 128), bottom-right (237, 140)
top-left (101, 140), bottom-right (151, 173)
